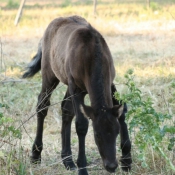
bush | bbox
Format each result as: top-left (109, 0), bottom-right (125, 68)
top-left (150, 2), bottom-right (161, 11)
top-left (0, 103), bottom-right (21, 140)
top-left (115, 69), bottom-right (175, 171)
top-left (6, 0), bottom-right (19, 9)
top-left (0, 103), bottom-right (25, 174)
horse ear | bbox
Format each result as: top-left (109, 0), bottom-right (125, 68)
top-left (112, 104), bottom-right (123, 118)
top-left (80, 105), bottom-right (94, 120)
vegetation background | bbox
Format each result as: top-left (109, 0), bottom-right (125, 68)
top-left (0, 0), bottom-right (175, 174)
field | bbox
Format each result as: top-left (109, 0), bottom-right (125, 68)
top-left (1, 1), bottom-right (175, 175)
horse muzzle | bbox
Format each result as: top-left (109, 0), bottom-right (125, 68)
top-left (103, 159), bottom-right (118, 173)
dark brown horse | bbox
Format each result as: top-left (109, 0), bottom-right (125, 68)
top-left (23, 16), bottom-right (132, 175)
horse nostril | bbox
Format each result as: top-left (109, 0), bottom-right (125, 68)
top-left (104, 160), bottom-right (118, 172)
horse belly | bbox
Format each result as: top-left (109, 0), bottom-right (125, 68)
top-left (51, 57), bottom-right (68, 85)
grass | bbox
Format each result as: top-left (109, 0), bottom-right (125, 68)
top-left (1, 1), bottom-right (175, 36)
top-left (1, 1), bottom-right (175, 175)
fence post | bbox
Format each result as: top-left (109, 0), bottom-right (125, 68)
top-left (93, 0), bottom-right (97, 16)
top-left (147, 0), bottom-right (150, 9)
top-left (14, 0), bottom-right (26, 26)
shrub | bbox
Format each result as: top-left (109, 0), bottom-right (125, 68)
top-left (0, 103), bottom-right (25, 174)
top-left (6, 0), bottom-right (19, 9)
top-left (0, 103), bottom-right (21, 140)
top-left (150, 2), bottom-right (161, 11)
top-left (115, 69), bottom-right (175, 171)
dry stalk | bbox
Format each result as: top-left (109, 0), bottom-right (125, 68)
top-left (160, 89), bottom-right (172, 115)
top-left (0, 139), bottom-right (15, 146)
top-left (151, 145), bottom-right (156, 171)
top-left (0, 38), bottom-right (2, 71)
top-left (168, 10), bottom-right (175, 20)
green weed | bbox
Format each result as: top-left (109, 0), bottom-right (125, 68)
top-left (6, 0), bottom-right (19, 9)
top-left (115, 69), bottom-right (175, 171)
top-left (0, 103), bottom-right (21, 139)
top-left (0, 102), bottom-right (28, 175)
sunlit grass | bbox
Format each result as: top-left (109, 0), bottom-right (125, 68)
top-left (1, 2), bottom-right (175, 175)
top-left (1, 3), bottom-right (175, 36)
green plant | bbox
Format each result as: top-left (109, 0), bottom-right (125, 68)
top-left (150, 2), bottom-right (161, 11)
top-left (60, 0), bottom-right (71, 8)
top-left (114, 69), bottom-right (175, 171)
top-left (0, 103), bottom-right (26, 174)
top-left (0, 103), bottom-right (21, 140)
top-left (6, 0), bottom-right (19, 9)
top-left (13, 146), bottom-right (27, 175)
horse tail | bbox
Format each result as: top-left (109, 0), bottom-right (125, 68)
top-left (22, 40), bottom-right (42, 78)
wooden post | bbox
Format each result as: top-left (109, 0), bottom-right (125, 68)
top-left (14, 0), bottom-right (26, 26)
top-left (93, 0), bottom-right (97, 16)
top-left (147, 0), bottom-right (150, 9)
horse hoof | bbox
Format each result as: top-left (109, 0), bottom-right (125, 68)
top-left (63, 161), bottom-right (77, 171)
top-left (120, 155), bottom-right (132, 172)
top-left (30, 155), bottom-right (41, 164)
top-left (121, 163), bottom-right (131, 172)
top-left (66, 164), bottom-right (77, 171)
top-left (78, 169), bottom-right (88, 175)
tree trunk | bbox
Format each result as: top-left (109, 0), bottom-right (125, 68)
top-left (147, 0), bottom-right (150, 9)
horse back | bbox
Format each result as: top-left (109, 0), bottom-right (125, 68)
top-left (41, 16), bottom-right (90, 84)
top-left (41, 16), bottom-right (115, 91)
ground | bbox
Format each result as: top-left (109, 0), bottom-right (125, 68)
top-left (1, 3), bottom-right (175, 175)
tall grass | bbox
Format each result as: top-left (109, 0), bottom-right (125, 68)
top-left (0, 2), bottom-right (175, 175)
top-left (1, 2), bottom-right (175, 36)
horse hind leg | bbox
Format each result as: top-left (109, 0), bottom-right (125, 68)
top-left (111, 84), bottom-right (132, 172)
top-left (61, 89), bottom-right (76, 170)
top-left (31, 75), bottom-right (59, 164)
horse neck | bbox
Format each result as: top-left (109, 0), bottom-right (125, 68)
top-left (85, 34), bottom-right (113, 110)
top-left (89, 87), bottom-right (113, 111)
top-left (86, 72), bottom-right (113, 110)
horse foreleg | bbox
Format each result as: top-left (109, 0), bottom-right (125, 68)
top-left (61, 89), bottom-right (76, 170)
top-left (68, 79), bottom-right (89, 175)
top-left (118, 103), bottom-right (132, 172)
top-left (111, 84), bottom-right (132, 172)
top-left (75, 114), bottom-right (89, 175)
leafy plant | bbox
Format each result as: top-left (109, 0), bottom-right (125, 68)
top-left (0, 103), bottom-right (27, 174)
top-left (6, 0), bottom-right (19, 9)
top-left (114, 69), bottom-right (175, 171)
top-left (0, 103), bottom-right (21, 140)
top-left (60, 0), bottom-right (71, 8)
top-left (150, 2), bottom-right (161, 11)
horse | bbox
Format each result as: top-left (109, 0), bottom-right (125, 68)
top-left (22, 15), bottom-right (132, 175)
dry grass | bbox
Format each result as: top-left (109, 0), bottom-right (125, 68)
top-left (1, 2), bottom-right (175, 175)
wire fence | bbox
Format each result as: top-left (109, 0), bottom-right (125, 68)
top-left (14, 0), bottom-right (175, 25)
top-left (20, 0), bottom-right (175, 6)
